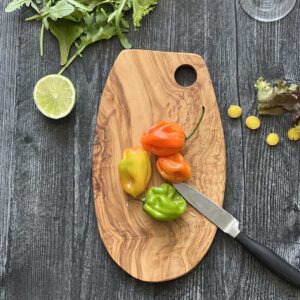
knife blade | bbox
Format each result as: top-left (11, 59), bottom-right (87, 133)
top-left (173, 183), bottom-right (240, 238)
top-left (173, 183), bottom-right (300, 287)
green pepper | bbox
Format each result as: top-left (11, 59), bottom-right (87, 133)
top-left (119, 147), bottom-right (152, 198)
top-left (143, 183), bottom-right (187, 221)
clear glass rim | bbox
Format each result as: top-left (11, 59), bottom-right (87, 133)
top-left (240, 0), bottom-right (297, 22)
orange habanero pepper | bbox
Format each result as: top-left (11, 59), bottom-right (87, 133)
top-left (156, 153), bottom-right (192, 183)
top-left (141, 107), bottom-right (205, 156)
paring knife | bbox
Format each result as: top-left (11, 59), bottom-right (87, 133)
top-left (173, 183), bottom-right (300, 287)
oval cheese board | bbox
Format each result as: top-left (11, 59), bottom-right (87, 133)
top-left (92, 50), bottom-right (226, 282)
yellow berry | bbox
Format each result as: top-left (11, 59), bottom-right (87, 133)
top-left (245, 116), bottom-right (261, 130)
top-left (266, 133), bottom-right (279, 146)
top-left (288, 128), bottom-right (300, 141)
top-left (228, 105), bottom-right (242, 118)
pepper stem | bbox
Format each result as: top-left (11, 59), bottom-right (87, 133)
top-left (185, 106), bottom-right (205, 141)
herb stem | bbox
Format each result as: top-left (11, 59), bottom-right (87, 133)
top-left (185, 106), bottom-right (206, 141)
top-left (66, 0), bottom-right (92, 12)
top-left (26, 12), bottom-right (48, 21)
top-left (40, 22), bottom-right (45, 57)
top-left (114, 0), bottom-right (131, 48)
top-left (58, 46), bottom-right (86, 75)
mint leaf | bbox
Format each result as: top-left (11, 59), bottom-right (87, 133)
top-left (49, 19), bottom-right (83, 65)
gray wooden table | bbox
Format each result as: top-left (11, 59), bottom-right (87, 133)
top-left (1, 1), bottom-right (300, 299)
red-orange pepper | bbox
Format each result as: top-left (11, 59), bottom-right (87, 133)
top-left (156, 153), bottom-right (192, 183)
top-left (140, 107), bottom-right (205, 156)
top-left (141, 121), bottom-right (185, 156)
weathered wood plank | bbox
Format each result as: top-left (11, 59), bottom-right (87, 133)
top-left (235, 0), bottom-right (300, 298)
top-left (0, 1), bottom-right (20, 299)
top-left (4, 7), bottom-right (77, 299)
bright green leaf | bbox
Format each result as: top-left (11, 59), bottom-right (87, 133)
top-left (76, 0), bottom-right (111, 11)
top-left (62, 5), bottom-right (86, 22)
top-left (5, 0), bottom-right (32, 12)
top-left (113, 0), bottom-right (132, 48)
top-left (6, 0), bottom-right (160, 73)
top-left (48, 0), bottom-right (75, 21)
top-left (79, 9), bottom-right (117, 46)
top-left (131, 0), bottom-right (158, 28)
top-left (49, 19), bottom-right (83, 65)
top-left (25, 0), bottom-right (74, 21)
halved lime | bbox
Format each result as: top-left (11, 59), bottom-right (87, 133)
top-left (33, 74), bottom-right (76, 119)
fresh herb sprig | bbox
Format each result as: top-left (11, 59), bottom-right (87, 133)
top-left (6, 0), bottom-right (159, 73)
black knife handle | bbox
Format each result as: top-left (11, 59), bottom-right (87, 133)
top-left (236, 231), bottom-right (300, 287)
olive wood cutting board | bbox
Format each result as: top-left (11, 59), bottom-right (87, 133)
top-left (92, 50), bottom-right (226, 282)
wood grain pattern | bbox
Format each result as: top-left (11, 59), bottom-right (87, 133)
top-left (92, 50), bottom-right (226, 282)
top-left (0, 2), bottom-right (19, 300)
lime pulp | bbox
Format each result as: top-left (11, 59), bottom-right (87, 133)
top-left (33, 74), bottom-right (76, 119)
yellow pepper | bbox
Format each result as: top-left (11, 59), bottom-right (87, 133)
top-left (119, 147), bottom-right (152, 198)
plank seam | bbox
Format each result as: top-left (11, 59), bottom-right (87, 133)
top-left (234, 0), bottom-right (247, 226)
